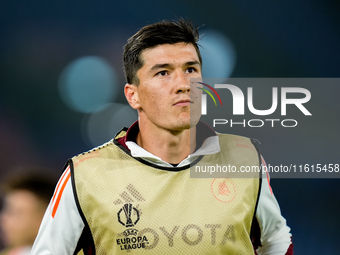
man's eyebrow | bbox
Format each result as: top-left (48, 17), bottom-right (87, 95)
top-left (185, 61), bottom-right (201, 67)
top-left (150, 63), bottom-right (172, 71)
top-left (150, 61), bottom-right (201, 71)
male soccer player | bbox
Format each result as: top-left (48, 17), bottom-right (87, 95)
top-left (0, 171), bottom-right (55, 255)
top-left (31, 19), bottom-right (293, 254)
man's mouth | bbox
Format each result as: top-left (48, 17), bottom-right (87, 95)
top-left (173, 99), bottom-right (192, 107)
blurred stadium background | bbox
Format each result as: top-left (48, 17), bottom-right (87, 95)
top-left (1, 0), bottom-right (339, 253)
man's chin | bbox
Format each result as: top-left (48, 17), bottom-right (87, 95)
top-left (163, 113), bottom-right (200, 131)
top-left (175, 119), bottom-right (199, 130)
top-left (172, 122), bottom-right (191, 131)
top-left (165, 118), bottom-right (190, 132)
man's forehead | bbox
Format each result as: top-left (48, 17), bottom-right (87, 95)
top-left (140, 42), bottom-right (200, 64)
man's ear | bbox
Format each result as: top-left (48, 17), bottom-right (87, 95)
top-left (124, 84), bottom-right (141, 109)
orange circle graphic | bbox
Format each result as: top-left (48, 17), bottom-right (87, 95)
top-left (211, 178), bottom-right (236, 203)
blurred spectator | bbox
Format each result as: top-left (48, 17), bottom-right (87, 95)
top-left (0, 169), bottom-right (56, 255)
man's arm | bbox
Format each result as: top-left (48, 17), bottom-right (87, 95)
top-left (254, 157), bottom-right (293, 255)
top-left (30, 166), bottom-right (85, 254)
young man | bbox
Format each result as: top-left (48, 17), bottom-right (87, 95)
top-left (0, 171), bottom-right (55, 255)
top-left (31, 19), bottom-right (293, 254)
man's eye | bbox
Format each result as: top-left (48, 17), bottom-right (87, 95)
top-left (186, 67), bottom-right (197, 73)
top-left (156, 70), bottom-right (168, 76)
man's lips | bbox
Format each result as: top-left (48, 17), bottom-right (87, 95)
top-left (173, 99), bottom-right (192, 106)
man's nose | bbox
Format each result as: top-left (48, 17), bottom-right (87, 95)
top-left (174, 72), bottom-right (190, 93)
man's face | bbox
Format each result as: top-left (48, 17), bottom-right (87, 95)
top-left (0, 190), bottom-right (45, 248)
top-left (129, 42), bottom-right (202, 132)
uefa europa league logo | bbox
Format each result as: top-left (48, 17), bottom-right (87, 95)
top-left (117, 203), bottom-right (140, 228)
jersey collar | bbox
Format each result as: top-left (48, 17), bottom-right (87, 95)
top-left (115, 121), bottom-right (220, 168)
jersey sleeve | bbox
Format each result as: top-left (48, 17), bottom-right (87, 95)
top-left (255, 157), bottom-right (293, 255)
top-left (30, 166), bottom-right (85, 255)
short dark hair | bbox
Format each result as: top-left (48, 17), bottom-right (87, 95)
top-left (123, 19), bottom-right (202, 85)
top-left (1, 170), bottom-right (56, 206)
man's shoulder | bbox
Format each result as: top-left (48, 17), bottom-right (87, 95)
top-left (73, 127), bottom-right (128, 161)
top-left (216, 132), bottom-right (251, 143)
top-left (72, 139), bottom-right (117, 164)
top-left (216, 132), bottom-right (259, 152)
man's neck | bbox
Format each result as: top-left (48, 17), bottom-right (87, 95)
top-left (136, 122), bottom-right (196, 165)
